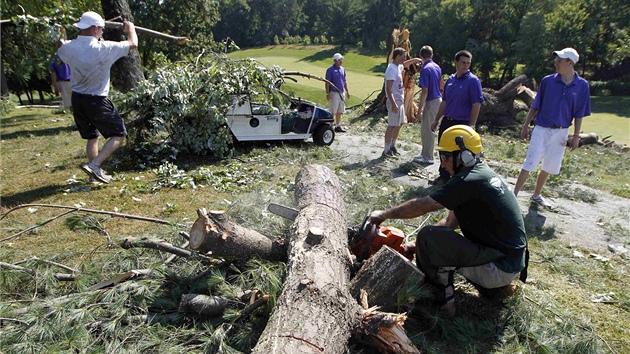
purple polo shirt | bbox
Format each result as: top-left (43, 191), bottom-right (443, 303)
top-left (417, 59), bottom-right (442, 101)
top-left (532, 72), bottom-right (591, 128)
top-left (443, 71), bottom-right (484, 121)
top-left (49, 57), bottom-right (71, 81)
top-left (326, 64), bottom-right (346, 93)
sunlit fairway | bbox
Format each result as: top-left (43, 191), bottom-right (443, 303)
top-left (230, 46), bottom-right (630, 146)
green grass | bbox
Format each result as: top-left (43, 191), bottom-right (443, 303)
top-left (229, 45), bottom-right (387, 107)
top-left (583, 96), bottom-right (630, 146)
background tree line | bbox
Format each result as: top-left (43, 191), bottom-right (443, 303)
top-left (2, 0), bottom-right (629, 103)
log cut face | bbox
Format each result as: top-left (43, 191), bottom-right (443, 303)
top-left (350, 246), bottom-right (425, 312)
top-left (253, 165), bottom-right (360, 354)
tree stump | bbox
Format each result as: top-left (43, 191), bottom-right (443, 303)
top-left (350, 246), bottom-right (425, 312)
top-left (252, 164), bottom-right (358, 354)
top-left (189, 209), bottom-right (287, 261)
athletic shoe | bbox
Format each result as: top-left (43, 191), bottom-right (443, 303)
top-left (413, 156), bottom-right (434, 164)
top-left (381, 150), bottom-right (396, 158)
top-left (530, 194), bottom-right (552, 209)
top-left (334, 126), bottom-right (346, 133)
top-left (390, 146), bottom-right (401, 155)
top-left (87, 176), bottom-right (102, 185)
top-left (81, 161), bottom-right (112, 184)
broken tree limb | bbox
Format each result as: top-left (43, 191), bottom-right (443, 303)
top-left (0, 261), bottom-right (76, 281)
top-left (189, 209), bottom-right (287, 261)
top-left (350, 246), bottom-right (425, 312)
top-left (252, 164), bottom-right (359, 354)
top-left (119, 237), bottom-right (216, 264)
top-left (103, 21), bottom-right (189, 44)
top-left (355, 290), bottom-right (420, 354)
top-left (516, 85), bottom-right (536, 107)
top-left (178, 294), bottom-right (228, 316)
top-left (1, 208), bottom-right (79, 242)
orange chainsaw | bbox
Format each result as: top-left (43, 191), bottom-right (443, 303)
top-left (268, 204), bottom-right (413, 262)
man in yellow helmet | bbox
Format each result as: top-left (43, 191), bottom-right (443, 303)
top-left (370, 125), bottom-right (527, 317)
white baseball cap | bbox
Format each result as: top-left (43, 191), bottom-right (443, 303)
top-left (74, 11), bottom-right (105, 30)
top-left (332, 53), bottom-right (344, 61)
top-left (553, 47), bottom-right (579, 64)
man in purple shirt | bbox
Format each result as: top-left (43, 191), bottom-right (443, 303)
top-left (513, 48), bottom-right (591, 209)
top-left (430, 50), bottom-right (484, 185)
top-left (50, 56), bottom-right (72, 111)
top-left (325, 53), bottom-right (350, 132)
top-left (414, 45), bottom-right (443, 164)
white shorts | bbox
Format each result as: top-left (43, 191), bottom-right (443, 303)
top-left (386, 99), bottom-right (406, 126)
top-left (327, 92), bottom-right (346, 114)
top-left (522, 126), bottom-right (569, 175)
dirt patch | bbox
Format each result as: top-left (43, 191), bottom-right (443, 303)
top-left (331, 133), bottom-right (630, 254)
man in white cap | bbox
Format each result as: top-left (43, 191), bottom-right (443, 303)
top-left (513, 48), bottom-right (591, 208)
top-left (57, 11), bottom-right (138, 184)
top-left (325, 53), bottom-right (350, 132)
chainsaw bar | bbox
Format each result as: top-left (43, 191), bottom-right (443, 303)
top-left (268, 203), bottom-right (299, 220)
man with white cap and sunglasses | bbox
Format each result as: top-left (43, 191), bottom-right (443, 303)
top-left (513, 47), bottom-right (591, 208)
top-left (57, 11), bottom-right (138, 184)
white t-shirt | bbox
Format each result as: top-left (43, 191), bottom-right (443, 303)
top-left (385, 63), bottom-right (404, 103)
top-left (58, 36), bottom-right (130, 96)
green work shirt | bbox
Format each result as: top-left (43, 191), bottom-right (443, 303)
top-left (429, 163), bottom-right (527, 273)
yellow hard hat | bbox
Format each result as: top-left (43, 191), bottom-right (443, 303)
top-left (437, 125), bottom-right (483, 154)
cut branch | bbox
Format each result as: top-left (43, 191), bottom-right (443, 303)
top-left (119, 237), bottom-right (216, 264)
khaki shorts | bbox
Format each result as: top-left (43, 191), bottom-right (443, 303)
top-left (327, 92), bottom-right (346, 114)
top-left (386, 99), bottom-right (406, 126)
top-left (58, 80), bottom-right (72, 109)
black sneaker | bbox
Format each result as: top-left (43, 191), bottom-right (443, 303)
top-left (390, 146), bottom-right (401, 155)
top-left (334, 126), bottom-right (346, 133)
top-left (381, 150), bottom-right (397, 159)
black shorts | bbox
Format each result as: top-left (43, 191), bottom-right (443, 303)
top-left (72, 92), bottom-right (127, 140)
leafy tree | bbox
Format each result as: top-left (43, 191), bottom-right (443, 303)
top-left (117, 54), bottom-right (287, 159)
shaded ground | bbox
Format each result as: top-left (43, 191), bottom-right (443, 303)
top-left (330, 133), bottom-right (630, 254)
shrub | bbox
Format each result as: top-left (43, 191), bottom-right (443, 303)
top-left (589, 80), bottom-right (630, 96)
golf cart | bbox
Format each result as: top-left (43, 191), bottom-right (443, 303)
top-left (225, 95), bottom-right (336, 146)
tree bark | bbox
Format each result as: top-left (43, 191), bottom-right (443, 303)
top-left (252, 164), bottom-right (358, 354)
top-left (189, 209), bottom-right (287, 261)
top-left (101, 0), bottom-right (145, 92)
top-left (350, 246), bottom-right (425, 312)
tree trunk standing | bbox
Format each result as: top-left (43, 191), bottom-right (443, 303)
top-left (253, 165), bottom-right (359, 354)
top-left (101, 0), bottom-right (144, 92)
top-left (1, 59), bottom-right (8, 97)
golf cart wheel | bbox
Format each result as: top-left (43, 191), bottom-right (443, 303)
top-left (314, 125), bottom-right (335, 146)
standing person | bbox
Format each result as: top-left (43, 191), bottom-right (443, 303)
top-left (413, 45), bottom-right (442, 164)
top-left (57, 11), bottom-right (138, 184)
top-left (513, 48), bottom-right (590, 208)
top-left (382, 47), bottom-right (422, 158)
top-left (325, 53), bottom-right (350, 133)
top-left (371, 125), bottom-right (527, 317)
top-left (50, 56), bottom-right (72, 111)
top-left (430, 50), bottom-right (484, 184)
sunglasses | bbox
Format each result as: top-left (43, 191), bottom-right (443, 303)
top-left (439, 152), bottom-right (453, 162)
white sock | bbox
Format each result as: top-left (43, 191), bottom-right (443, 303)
top-left (391, 139), bottom-right (397, 148)
top-left (384, 142), bottom-right (391, 152)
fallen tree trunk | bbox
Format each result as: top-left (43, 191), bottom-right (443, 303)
top-left (252, 164), bottom-right (357, 354)
top-left (189, 209), bottom-right (287, 261)
top-left (350, 246), bottom-right (425, 312)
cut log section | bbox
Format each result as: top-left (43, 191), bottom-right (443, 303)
top-left (252, 164), bottom-right (358, 354)
top-left (350, 246), bottom-right (425, 312)
top-left (189, 209), bottom-right (287, 261)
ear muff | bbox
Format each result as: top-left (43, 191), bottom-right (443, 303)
top-left (455, 136), bottom-right (477, 167)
